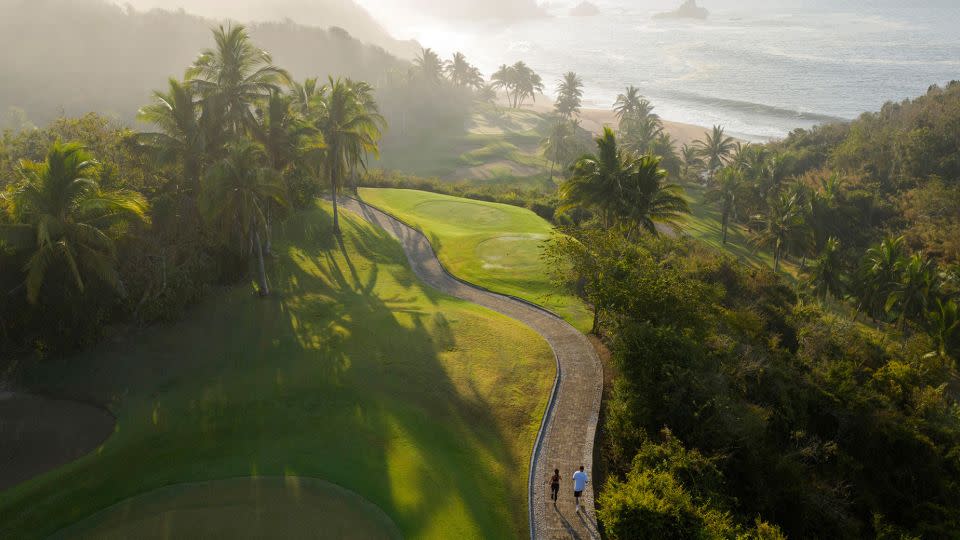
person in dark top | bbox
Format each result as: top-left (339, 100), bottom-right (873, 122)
top-left (549, 468), bottom-right (561, 503)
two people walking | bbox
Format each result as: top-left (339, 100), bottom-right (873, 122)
top-left (549, 465), bottom-right (589, 513)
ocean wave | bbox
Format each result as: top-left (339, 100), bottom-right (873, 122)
top-left (653, 90), bottom-right (849, 124)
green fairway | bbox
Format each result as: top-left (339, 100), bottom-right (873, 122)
top-left (358, 188), bottom-right (593, 332)
top-left (0, 202), bottom-right (554, 539)
top-left (52, 477), bottom-right (401, 540)
top-left (376, 104), bottom-right (553, 185)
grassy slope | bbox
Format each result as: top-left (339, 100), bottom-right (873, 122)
top-left (376, 104), bottom-right (553, 185)
top-left (682, 184), bottom-right (801, 280)
top-left (0, 202), bottom-right (553, 539)
top-left (359, 188), bottom-right (593, 332)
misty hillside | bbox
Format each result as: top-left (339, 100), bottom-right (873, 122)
top-left (118, 0), bottom-right (420, 58)
top-left (0, 0), bottom-right (407, 124)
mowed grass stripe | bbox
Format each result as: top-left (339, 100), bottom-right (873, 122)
top-left (358, 188), bottom-right (593, 332)
top-left (0, 202), bottom-right (554, 539)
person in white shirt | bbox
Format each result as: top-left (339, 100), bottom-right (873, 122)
top-left (572, 465), bottom-right (588, 512)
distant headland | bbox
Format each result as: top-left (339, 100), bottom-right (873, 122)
top-left (653, 0), bottom-right (709, 20)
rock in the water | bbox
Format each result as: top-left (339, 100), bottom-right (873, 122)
top-left (654, 0), bottom-right (709, 20)
top-left (570, 1), bottom-right (600, 17)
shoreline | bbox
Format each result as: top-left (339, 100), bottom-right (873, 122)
top-left (507, 97), bottom-right (717, 147)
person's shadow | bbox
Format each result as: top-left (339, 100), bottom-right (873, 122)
top-left (552, 504), bottom-right (583, 540)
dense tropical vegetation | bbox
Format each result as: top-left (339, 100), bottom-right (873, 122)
top-left (0, 24), bottom-right (385, 356)
top-left (543, 81), bottom-right (960, 538)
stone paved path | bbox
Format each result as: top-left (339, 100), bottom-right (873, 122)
top-left (342, 198), bottom-right (603, 539)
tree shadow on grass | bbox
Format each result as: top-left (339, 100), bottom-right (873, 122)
top-left (1, 204), bottom-right (530, 539)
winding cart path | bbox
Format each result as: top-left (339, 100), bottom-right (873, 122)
top-left (342, 198), bottom-right (602, 539)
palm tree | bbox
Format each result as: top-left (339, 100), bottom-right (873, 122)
top-left (618, 154), bottom-right (690, 237)
top-left (561, 127), bottom-right (625, 228)
top-left (491, 62), bottom-right (544, 108)
top-left (680, 143), bottom-right (704, 183)
top-left (620, 115), bottom-right (664, 155)
top-left (555, 72), bottom-right (584, 118)
top-left (561, 127), bottom-right (688, 234)
top-left (490, 64), bottom-right (515, 106)
top-left (289, 77), bottom-right (322, 116)
top-left (806, 237), bottom-right (845, 301)
top-left (414, 47), bottom-right (445, 85)
top-left (445, 52), bottom-right (484, 89)
top-left (309, 77), bottom-right (385, 234)
top-left (1, 142), bottom-right (149, 303)
top-left (201, 139), bottom-right (287, 296)
top-left (542, 119), bottom-right (577, 182)
top-left (512, 61), bottom-right (544, 108)
top-left (137, 78), bottom-right (214, 195)
top-left (613, 86), bottom-right (657, 127)
top-left (750, 190), bottom-right (808, 273)
top-left (926, 299), bottom-right (959, 361)
top-left (856, 236), bottom-right (906, 320)
top-left (186, 24), bottom-right (290, 135)
top-left (694, 125), bottom-right (736, 180)
top-left (251, 90), bottom-right (308, 253)
top-left (886, 253), bottom-right (938, 328)
top-left (705, 167), bottom-right (743, 244)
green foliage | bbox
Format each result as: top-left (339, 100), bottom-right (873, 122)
top-left (560, 128), bottom-right (689, 236)
top-left (546, 226), bottom-right (960, 537)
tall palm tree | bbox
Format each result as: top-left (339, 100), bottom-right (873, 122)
top-left (705, 167), bottom-right (743, 244)
top-left (618, 154), bottom-right (690, 237)
top-left (414, 47), bottom-right (445, 85)
top-left (561, 127), bottom-right (688, 234)
top-left (512, 61), bottom-right (544, 108)
top-left (445, 52), bottom-right (484, 89)
top-left (694, 125), bottom-right (736, 179)
top-left (680, 143), bottom-right (704, 183)
top-left (561, 127), bottom-right (625, 228)
top-left (490, 64), bottom-right (515, 106)
top-left (310, 77), bottom-right (385, 234)
top-left (1, 142), bottom-right (149, 303)
top-left (542, 119), bottom-right (577, 182)
top-left (555, 72), bottom-right (584, 118)
top-left (613, 86), bottom-right (657, 127)
top-left (491, 62), bottom-right (544, 108)
top-left (201, 139), bottom-right (287, 296)
top-left (750, 190), bottom-right (808, 273)
top-left (137, 78), bottom-right (213, 195)
top-left (806, 237), bottom-right (845, 301)
top-left (886, 253), bottom-right (938, 328)
top-left (186, 24), bottom-right (290, 135)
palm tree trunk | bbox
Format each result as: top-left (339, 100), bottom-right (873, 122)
top-left (254, 227), bottom-right (269, 297)
top-left (265, 204), bottom-right (273, 256)
top-left (331, 177), bottom-right (341, 235)
top-left (591, 305), bottom-right (601, 335)
top-left (721, 209), bottom-right (729, 244)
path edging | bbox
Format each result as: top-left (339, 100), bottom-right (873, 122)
top-left (344, 196), bottom-right (588, 539)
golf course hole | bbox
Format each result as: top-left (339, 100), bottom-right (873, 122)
top-left (476, 234), bottom-right (548, 270)
top-left (0, 392), bottom-right (115, 491)
top-left (411, 199), bottom-right (509, 227)
top-left (51, 477), bottom-right (402, 540)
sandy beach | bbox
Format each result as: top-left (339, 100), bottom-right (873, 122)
top-left (507, 96), bottom-right (714, 147)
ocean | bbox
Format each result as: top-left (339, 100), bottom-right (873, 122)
top-left (364, 0), bottom-right (960, 141)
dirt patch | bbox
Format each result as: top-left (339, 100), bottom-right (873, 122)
top-left (0, 392), bottom-right (115, 491)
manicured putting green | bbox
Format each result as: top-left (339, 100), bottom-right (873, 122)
top-left (0, 202), bottom-right (553, 539)
top-left (359, 188), bottom-right (593, 332)
top-left (51, 477), bottom-right (401, 540)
